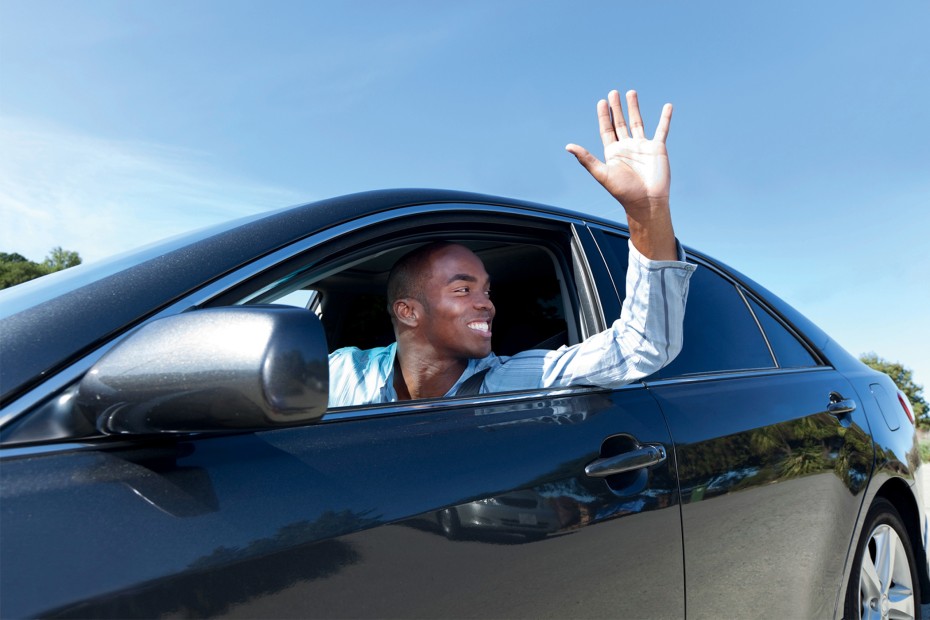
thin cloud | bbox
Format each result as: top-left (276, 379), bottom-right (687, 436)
top-left (0, 117), bottom-right (303, 263)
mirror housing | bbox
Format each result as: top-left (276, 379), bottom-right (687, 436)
top-left (77, 306), bottom-right (329, 434)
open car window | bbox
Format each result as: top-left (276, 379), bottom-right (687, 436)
top-left (254, 240), bottom-right (573, 358)
top-left (216, 215), bottom-right (600, 409)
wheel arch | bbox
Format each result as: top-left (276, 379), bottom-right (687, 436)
top-left (873, 477), bottom-right (930, 603)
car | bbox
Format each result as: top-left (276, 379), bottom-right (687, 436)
top-left (0, 188), bottom-right (925, 619)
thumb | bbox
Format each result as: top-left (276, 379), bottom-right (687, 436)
top-left (565, 144), bottom-right (606, 183)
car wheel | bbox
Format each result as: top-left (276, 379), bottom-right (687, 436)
top-left (439, 508), bottom-right (461, 540)
top-left (845, 497), bottom-right (921, 620)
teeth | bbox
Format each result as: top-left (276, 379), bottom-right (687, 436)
top-left (468, 322), bottom-right (489, 331)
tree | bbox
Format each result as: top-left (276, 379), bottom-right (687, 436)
top-left (0, 247), bottom-right (82, 289)
top-left (0, 260), bottom-right (51, 288)
top-left (43, 246), bottom-right (82, 271)
top-left (860, 353), bottom-right (928, 429)
top-left (0, 252), bottom-right (29, 263)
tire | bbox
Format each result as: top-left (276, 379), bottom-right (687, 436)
top-left (845, 497), bottom-right (922, 620)
top-left (439, 508), bottom-right (461, 540)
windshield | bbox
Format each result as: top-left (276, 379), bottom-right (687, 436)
top-left (0, 210), bottom-right (276, 319)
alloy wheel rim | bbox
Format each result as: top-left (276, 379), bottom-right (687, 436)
top-left (858, 523), bottom-right (915, 619)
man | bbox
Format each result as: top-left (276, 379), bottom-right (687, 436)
top-left (329, 88), bottom-right (696, 406)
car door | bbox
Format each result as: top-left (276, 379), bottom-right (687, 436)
top-left (1, 389), bottom-right (681, 618)
top-left (0, 206), bottom-right (686, 619)
top-left (591, 227), bottom-right (873, 619)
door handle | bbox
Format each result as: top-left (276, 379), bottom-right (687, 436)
top-left (828, 392), bottom-right (857, 416)
top-left (585, 444), bottom-right (667, 478)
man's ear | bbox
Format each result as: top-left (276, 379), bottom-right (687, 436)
top-left (392, 298), bottom-right (421, 327)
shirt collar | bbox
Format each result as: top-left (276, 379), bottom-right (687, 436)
top-left (378, 347), bottom-right (495, 402)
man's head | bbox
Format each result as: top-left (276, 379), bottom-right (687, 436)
top-left (387, 242), bottom-right (495, 361)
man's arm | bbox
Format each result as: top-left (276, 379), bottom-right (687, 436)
top-left (484, 87), bottom-right (690, 387)
top-left (566, 89), bottom-right (677, 261)
top-left (480, 244), bottom-right (694, 391)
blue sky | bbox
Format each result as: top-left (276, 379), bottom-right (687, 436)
top-left (2, 1), bottom-right (928, 389)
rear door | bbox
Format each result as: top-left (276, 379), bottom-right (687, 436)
top-left (592, 228), bottom-right (873, 618)
top-left (1, 207), bottom-right (685, 619)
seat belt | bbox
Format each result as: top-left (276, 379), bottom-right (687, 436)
top-left (454, 368), bottom-right (490, 397)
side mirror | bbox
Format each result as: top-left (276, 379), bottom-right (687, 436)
top-left (77, 306), bottom-right (329, 434)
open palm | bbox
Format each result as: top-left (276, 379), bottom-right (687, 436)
top-left (567, 89), bottom-right (672, 215)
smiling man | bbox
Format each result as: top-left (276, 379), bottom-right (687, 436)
top-left (328, 88), bottom-right (696, 406)
top-left (385, 241), bottom-right (496, 400)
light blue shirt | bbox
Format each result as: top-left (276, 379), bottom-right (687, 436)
top-left (328, 241), bottom-right (695, 407)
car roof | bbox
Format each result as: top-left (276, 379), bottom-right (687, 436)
top-left (0, 189), bottom-right (610, 405)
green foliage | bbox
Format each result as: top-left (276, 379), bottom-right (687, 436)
top-left (0, 247), bottom-right (82, 289)
top-left (42, 246), bottom-right (82, 271)
top-left (919, 439), bottom-right (930, 463)
top-left (0, 259), bottom-right (51, 288)
top-left (0, 252), bottom-right (29, 263)
top-left (860, 352), bottom-right (928, 429)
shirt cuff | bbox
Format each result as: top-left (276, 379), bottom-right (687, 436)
top-left (628, 239), bottom-right (696, 271)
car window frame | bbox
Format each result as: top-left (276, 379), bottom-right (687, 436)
top-left (0, 203), bottom-right (626, 442)
top-left (205, 212), bottom-right (625, 419)
top-left (232, 233), bottom-right (579, 357)
top-left (738, 285), bottom-right (823, 369)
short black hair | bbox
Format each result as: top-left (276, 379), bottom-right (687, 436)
top-left (385, 241), bottom-right (458, 316)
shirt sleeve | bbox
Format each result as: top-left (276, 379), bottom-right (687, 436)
top-left (482, 240), bottom-right (695, 392)
top-left (327, 344), bottom-right (397, 407)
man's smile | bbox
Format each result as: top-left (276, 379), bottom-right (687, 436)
top-left (467, 320), bottom-right (492, 336)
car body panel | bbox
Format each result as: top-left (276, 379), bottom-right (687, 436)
top-left (648, 370), bottom-right (872, 617)
top-left (586, 223), bottom-right (926, 618)
top-left (1, 388), bottom-right (684, 618)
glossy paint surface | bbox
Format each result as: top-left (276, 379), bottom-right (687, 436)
top-left (649, 370), bottom-right (872, 617)
top-left (2, 389), bottom-right (683, 618)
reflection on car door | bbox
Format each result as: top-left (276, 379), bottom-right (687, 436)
top-left (649, 370), bottom-right (869, 618)
top-left (1, 389), bottom-right (685, 618)
top-left (245, 390), bottom-right (684, 619)
top-left (592, 227), bottom-right (871, 618)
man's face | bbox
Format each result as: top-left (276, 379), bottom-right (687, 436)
top-left (418, 245), bottom-right (495, 361)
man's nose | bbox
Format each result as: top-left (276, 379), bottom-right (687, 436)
top-left (475, 293), bottom-right (494, 313)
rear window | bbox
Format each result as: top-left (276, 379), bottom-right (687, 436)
top-left (746, 296), bottom-right (818, 368)
top-left (594, 232), bottom-right (775, 378)
top-left (654, 266), bottom-right (775, 378)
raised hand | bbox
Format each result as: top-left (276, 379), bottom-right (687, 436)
top-left (566, 89), bottom-right (677, 260)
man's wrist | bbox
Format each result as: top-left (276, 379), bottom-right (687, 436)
top-left (625, 198), bottom-right (677, 261)
top-left (620, 195), bottom-right (671, 222)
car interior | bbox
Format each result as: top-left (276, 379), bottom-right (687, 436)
top-left (253, 239), bottom-right (576, 359)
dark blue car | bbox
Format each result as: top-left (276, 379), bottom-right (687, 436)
top-left (1, 190), bottom-right (925, 618)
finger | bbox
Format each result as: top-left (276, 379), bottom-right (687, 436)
top-left (597, 99), bottom-right (617, 148)
top-left (608, 89), bottom-right (629, 139)
top-left (653, 103), bottom-right (673, 143)
top-left (626, 90), bottom-right (645, 139)
top-left (565, 144), bottom-right (607, 184)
